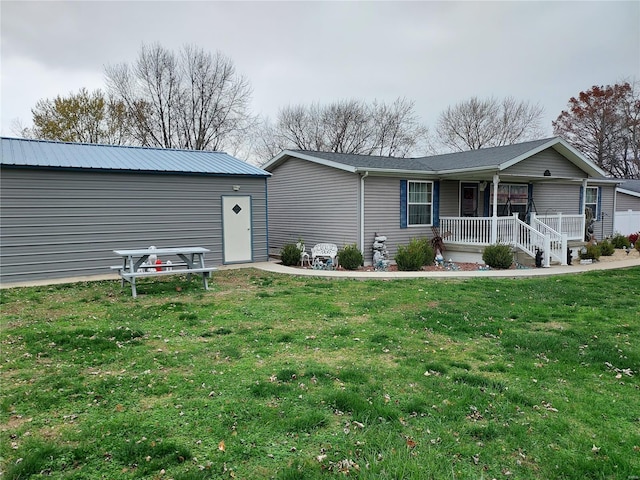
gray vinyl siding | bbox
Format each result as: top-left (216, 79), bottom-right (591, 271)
top-left (597, 185), bottom-right (615, 237)
top-left (530, 183), bottom-right (582, 216)
top-left (504, 148), bottom-right (585, 178)
top-left (616, 191), bottom-right (640, 211)
top-left (439, 181), bottom-right (460, 216)
top-left (362, 176), bottom-right (433, 263)
top-left (1, 167), bottom-right (268, 283)
top-left (267, 158), bottom-right (359, 254)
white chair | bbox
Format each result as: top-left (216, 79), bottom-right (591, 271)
top-left (297, 242), bottom-right (310, 267)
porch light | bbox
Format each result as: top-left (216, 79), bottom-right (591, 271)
top-left (479, 181), bottom-right (488, 191)
top-left (544, 170), bottom-right (551, 176)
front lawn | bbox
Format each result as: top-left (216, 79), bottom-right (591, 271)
top-left (1, 267), bottom-right (639, 479)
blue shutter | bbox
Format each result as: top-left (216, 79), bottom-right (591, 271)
top-left (433, 181), bottom-right (440, 226)
top-left (596, 186), bottom-right (602, 221)
top-left (400, 180), bottom-right (407, 229)
top-left (579, 186), bottom-right (584, 214)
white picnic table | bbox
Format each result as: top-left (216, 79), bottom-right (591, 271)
top-left (113, 247), bottom-right (216, 297)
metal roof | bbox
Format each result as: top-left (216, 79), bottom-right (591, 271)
top-left (1, 137), bottom-right (270, 177)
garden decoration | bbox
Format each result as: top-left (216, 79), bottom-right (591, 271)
top-left (372, 234), bottom-right (390, 271)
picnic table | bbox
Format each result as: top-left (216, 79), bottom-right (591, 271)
top-left (112, 247), bottom-right (216, 297)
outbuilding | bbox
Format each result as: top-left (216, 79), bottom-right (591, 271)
top-left (1, 137), bottom-right (270, 284)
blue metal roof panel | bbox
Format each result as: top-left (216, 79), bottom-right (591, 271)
top-left (0, 137), bottom-right (270, 177)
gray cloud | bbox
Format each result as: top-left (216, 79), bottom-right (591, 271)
top-left (2, 0), bottom-right (638, 144)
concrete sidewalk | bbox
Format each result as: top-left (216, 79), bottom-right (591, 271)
top-left (226, 256), bottom-right (640, 280)
top-left (2, 255), bottom-right (639, 289)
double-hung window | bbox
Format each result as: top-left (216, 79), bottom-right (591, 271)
top-left (585, 186), bottom-right (599, 219)
top-left (407, 181), bottom-right (433, 226)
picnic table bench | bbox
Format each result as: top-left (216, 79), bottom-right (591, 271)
top-left (113, 247), bottom-right (216, 297)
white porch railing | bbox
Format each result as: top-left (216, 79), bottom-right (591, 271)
top-left (530, 213), bottom-right (585, 241)
top-left (440, 217), bottom-right (493, 245)
top-left (440, 214), bottom-right (573, 266)
top-left (440, 216), bottom-right (523, 245)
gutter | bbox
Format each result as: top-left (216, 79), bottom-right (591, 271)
top-left (360, 171), bottom-right (369, 253)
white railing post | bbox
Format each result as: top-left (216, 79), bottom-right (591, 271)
top-left (557, 212), bottom-right (562, 235)
top-left (561, 234), bottom-right (568, 266)
top-left (544, 235), bottom-right (551, 267)
top-left (512, 213), bottom-right (519, 245)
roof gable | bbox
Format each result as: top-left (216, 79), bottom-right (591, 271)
top-left (1, 137), bottom-right (270, 177)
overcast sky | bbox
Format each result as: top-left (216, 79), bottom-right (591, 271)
top-left (1, 0), bottom-right (639, 148)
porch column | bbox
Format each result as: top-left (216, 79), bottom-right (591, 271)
top-left (581, 178), bottom-right (588, 235)
top-left (491, 174), bottom-right (499, 244)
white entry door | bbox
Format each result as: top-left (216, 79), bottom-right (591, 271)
top-left (222, 196), bottom-right (252, 263)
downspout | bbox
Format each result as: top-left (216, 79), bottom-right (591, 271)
top-left (360, 171), bottom-right (369, 254)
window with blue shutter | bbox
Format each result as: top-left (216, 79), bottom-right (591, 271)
top-left (585, 186), bottom-right (600, 220)
top-left (401, 180), bottom-right (434, 227)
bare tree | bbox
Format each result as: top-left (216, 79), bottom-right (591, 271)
top-left (553, 81), bottom-right (640, 178)
top-left (433, 96), bottom-right (545, 152)
top-left (257, 97), bottom-right (428, 161)
top-left (105, 43), bottom-right (254, 151)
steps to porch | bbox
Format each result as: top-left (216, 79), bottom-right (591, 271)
top-left (440, 213), bottom-right (586, 267)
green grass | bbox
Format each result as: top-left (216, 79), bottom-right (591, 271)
top-left (1, 267), bottom-right (639, 479)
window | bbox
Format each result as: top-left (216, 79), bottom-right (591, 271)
top-left (585, 186), bottom-right (599, 219)
top-left (490, 183), bottom-right (528, 219)
top-left (407, 181), bottom-right (433, 226)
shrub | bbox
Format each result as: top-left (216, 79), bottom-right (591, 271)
top-left (636, 241), bottom-right (640, 253)
top-left (611, 233), bottom-right (631, 249)
top-left (579, 243), bottom-right (601, 261)
top-left (629, 232), bottom-right (639, 245)
top-left (482, 244), bottom-right (513, 269)
top-left (599, 239), bottom-right (615, 256)
top-left (338, 244), bottom-right (363, 270)
top-left (395, 238), bottom-right (427, 271)
top-left (415, 237), bottom-right (435, 266)
top-left (281, 243), bottom-right (302, 266)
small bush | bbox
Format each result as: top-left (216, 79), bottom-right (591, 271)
top-left (579, 243), bottom-right (601, 260)
top-left (629, 232), bottom-right (639, 245)
top-left (482, 244), bottom-right (513, 269)
top-left (414, 237), bottom-right (435, 266)
top-left (611, 233), bottom-right (631, 249)
top-left (281, 243), bottom-right (302, 266)
top-left (599, 239), bottom-right (615, 256)
top-left (636, 241), bottom-right (640, 253)
top-left (395, 238), bottom-right (427, 271)
top-left (338, 244), bottom-right (363, 270)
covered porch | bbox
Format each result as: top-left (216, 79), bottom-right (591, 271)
top-left (438, 174), bottom-right (588, 267)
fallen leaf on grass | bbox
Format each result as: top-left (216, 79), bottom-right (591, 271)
top-left (218, 440), bottom-right (225, 452)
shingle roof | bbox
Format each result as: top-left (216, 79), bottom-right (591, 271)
top-left (289, 138), bottom-right (557, 172)
top-left (1, 137), bottom-right (270, 177)
top-left (289, 150), bottom-right (436, 172)
top-left (618, 179), bottom-right (640, 194)
top-left (265, 137), bottom-right (608, 179)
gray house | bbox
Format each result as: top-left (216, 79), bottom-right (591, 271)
top-left (615, 180), bottom-right (640, 235)
top-left (263, 137), bottom-right (618, 266)
top-left (1, 137), bottom-right (270, 284)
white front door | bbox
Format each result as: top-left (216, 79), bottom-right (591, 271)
top-left (222, 196), bottom-right (252, 263)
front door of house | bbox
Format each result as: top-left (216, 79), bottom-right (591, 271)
top-left (222, 196), bottom-right (252, 263)
top-left (461, 183), bottom-right (478, 217)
